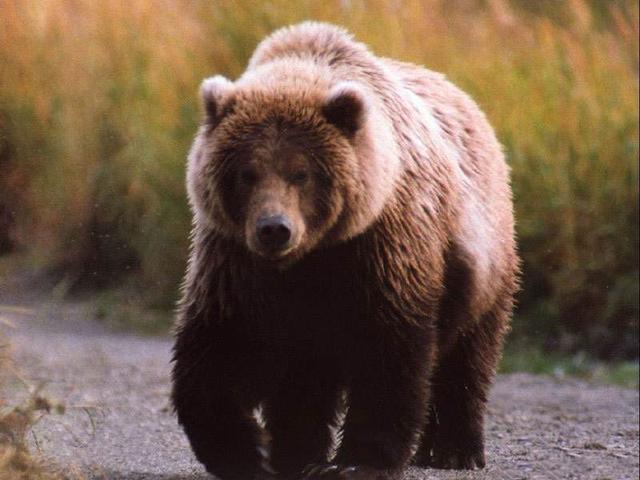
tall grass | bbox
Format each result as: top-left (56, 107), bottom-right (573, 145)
top-left (0, 0), bottom-right (637, 357)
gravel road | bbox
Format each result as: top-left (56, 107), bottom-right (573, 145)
top-left (1, 291), bottom-right (638, 480)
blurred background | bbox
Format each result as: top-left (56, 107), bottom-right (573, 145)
top-left (0, 0), bottom-right (637, 370)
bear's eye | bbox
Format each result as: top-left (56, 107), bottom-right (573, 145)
top-left (239, 168), bottom-right (258, 185)
top-left (290, 170), bottom-right (309, 186)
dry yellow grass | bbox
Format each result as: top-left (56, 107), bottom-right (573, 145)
top-left (0, 0), bottom-right (637, 356)
top-left (0, 335), bottom-right (64, 479)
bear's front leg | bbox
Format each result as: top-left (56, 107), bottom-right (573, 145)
top-left (304, 330), bottom-right (433, 480)
top-left (172, 320), bottom-right (278, 480)
top-left (265, 358), bottom-right (344, 476)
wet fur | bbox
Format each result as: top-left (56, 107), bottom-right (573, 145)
top-left (172, 22), bottom-right (519, 480)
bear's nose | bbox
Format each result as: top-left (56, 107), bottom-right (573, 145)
top-left (256, 215), bottom-right (292, 251)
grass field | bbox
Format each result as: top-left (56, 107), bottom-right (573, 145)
top-left (0, 0), bottom-right (638, 358)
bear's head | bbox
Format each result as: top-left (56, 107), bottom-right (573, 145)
top-left (187, 68), bottom-right (400, 267)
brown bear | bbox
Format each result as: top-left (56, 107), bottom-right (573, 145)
top-left (172, 22), bottom-right (519, 480)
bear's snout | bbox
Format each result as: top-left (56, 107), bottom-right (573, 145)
top-left (256, 214), bottom-right (292, 253)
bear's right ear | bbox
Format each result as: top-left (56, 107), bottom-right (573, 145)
top-left (200, 75), bottom-right (235, 128)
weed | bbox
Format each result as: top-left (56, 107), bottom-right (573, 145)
top-left (0, 337), bottom-right (64, 479)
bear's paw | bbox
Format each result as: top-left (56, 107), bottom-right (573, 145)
top-left (417, 446), bottom-right (486, 470)
top-left (300, 463), bottom-right (394, 480)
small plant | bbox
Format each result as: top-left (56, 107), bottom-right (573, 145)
top-left (0, 338), bottom-right (65, 480)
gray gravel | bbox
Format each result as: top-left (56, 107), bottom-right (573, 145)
top-left (1, 296), bottom-right (638, 480)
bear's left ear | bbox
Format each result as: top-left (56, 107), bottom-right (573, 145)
top-left (321, 82), bottom-right (368, 139)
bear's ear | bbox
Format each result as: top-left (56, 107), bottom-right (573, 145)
top-left (321, 82), bottom-right (368, 139)
top-left (200, 75), bottom-right (235, 128)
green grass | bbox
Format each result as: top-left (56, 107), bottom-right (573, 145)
top-left (500, 345), bottom-right (640, 389)
top-left (90, 285), bottom-right (174, 335)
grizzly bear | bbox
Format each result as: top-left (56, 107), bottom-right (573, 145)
top-left (172, 22), bottom-right (519, 480)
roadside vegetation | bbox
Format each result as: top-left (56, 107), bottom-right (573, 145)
top-left (0, 334), bottom-right (64, 479)
top-left (500, 346), bottom-right (639, 389)
top-left (0, 0), bottom-right (637, 362)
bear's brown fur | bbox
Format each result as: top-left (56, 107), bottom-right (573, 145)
top-left (172, 22), bottom-right (519, 480)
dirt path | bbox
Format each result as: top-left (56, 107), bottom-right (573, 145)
top-left (1, 292), bottom-right (638, 480)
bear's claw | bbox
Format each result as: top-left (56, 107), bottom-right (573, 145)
top-left (419, 449), bottom-right (486, 470)
top-left (300, 463), bottom-right (391, 479)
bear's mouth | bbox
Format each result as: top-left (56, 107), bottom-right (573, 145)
top-left (257, 245), bottom-right (297, 261)
top-left (250, 243), bottom-right (303, 269)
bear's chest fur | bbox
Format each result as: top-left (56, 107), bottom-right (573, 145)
top-left (232, 238), bottom-right (370, 349)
